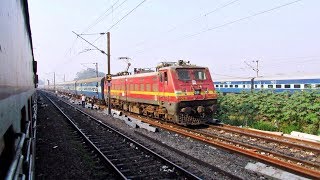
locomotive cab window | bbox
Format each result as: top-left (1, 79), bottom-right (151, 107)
top-left (176, 69), bottom-right (190, 80)
top-left (193, 69), bottom-right (206, 80)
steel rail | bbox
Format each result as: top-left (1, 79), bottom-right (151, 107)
top-left (215, 124), bottom-right (320, 151)
top-left (189, 128), bottom-right (320, 168)
top-left (170, 124), bottom-right (320, 179)
top-left (44, 92), bottom-right (201, 180)
top-left (71, 104), bottom-right (202, 180)
top-left (126, 115), bottom-right (320, 179)
top-left (43, 93), bottom-right (127, 179)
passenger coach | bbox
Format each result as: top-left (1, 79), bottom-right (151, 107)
top-left (214, 74), bottom-right (320, 94)
top-left (55, 77), bottom-right (105, 99)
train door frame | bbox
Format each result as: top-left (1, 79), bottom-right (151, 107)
top-left (159, 70), bottom-right (169, 104)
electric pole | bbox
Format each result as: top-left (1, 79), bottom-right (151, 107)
top-left (244, 60), bottom-right (259, 78)
top-left (107, 32), bottom-right (111, 115)
top-left (255, 60), bottom-right (259, 78)
top-left (72, 31), bottom-right (111, 114)
top-left (95, 63), bottom-right (98, 77)
top-left (54, 72), bottom-right (56, 91)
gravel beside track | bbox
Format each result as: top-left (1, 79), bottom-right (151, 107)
top-left (64, 99), bottom-right (267, 179)
top-left (36, 93), bottom-right (117, 179)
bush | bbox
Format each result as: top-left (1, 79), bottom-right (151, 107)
top-left (215, 90), bottom-right (320, 135)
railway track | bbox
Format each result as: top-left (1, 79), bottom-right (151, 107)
top-left (210, 124), bottom-right (320, 151)
top-left (42, 92), bottom-right (201, 179)
top-left (116, 111), bottom-right (320, 179)
top-left (202, 125), bottom-right (320, 167)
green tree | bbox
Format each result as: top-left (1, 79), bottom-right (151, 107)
top-left (74, 68), bottom-right (105, 80)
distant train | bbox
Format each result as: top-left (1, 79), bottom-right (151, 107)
top-left (214, 74), bottom-right (320, 94)
top-left (54, 60), bottom-right (218, 125)
top-left (55, 77), bottom-right (105, 102)
top-left (0, 0), bottom-right (38, 179)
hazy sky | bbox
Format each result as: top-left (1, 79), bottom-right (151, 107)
top-left (28, 0), bottom-right (320, 83)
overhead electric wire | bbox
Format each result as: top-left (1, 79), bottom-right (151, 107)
top-left (179, 0), bottom-right (303, 42)
top-left (81, 0), bottom-right (128, 35)
top-left (91, 0), bottom-right (148, 44)
top-left (105, 0), bottom-right (147, 33)
top-left (81, 0), bottom-right (121, 34)
top-left (167, 0), bottom-right (241, 33)
top-left (131, 0), bottom-right (241, 50)
top-left (64, 0), bottom-right (127, 62)
top-left (134, 0), bottom-right (303, 55)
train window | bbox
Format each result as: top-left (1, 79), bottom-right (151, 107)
top-left (254, 85), bottom-right (257, 88)
top-left (224, 85), bottom-right (228, 88)
top-left (194, 70), bottom-right (206, 80)
top-left (153, 84), bottom-right (158, 91)
top-left (215, 85), bottom-right (219, 88)
top-left (304, 84), bottom-right (311, 88)
top-left (316, 84), bottom-right (320, 88)
top-left (276, 85), bottom-right (281, 88)
top-left (235, 85), bottom-right (238, 88)
top-left (294, 84), bottom-right (301, 88)
top-left (146, 84), bottom-right (151, 91)
top-left (176, 69), bottom-right (190, 80)
top-left (230, 85), bottom-right (233, 88)
top-left (135, 84), bottom-right (139, 91)
top-left (219, 85), bottom-right (223, 87)
top-left (284, 85), bottom-right (290, 88)
top-left (268, 85), bottom-right (273, 88)
top-left (130, 84), bottom-right (134, 91)
top-left (261, 85), bottom-right (264, 88)
top-left (140, 84), bottom-right (144, 91)
top-left (243, 85), bottom-right (246, 88)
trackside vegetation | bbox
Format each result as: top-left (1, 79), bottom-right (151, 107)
top-left (214, 91), bottom-right (320, 135)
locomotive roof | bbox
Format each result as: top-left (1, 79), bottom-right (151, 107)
top-left (159, 65), bottom-right (207, 70)
top-left (112, 71), bottom-right (158, 79)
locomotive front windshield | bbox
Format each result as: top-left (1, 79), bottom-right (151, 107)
top-left (194, 69), bottom-right (206, 80)
top-left (176, 68), bottom-right (207, 80)
top-left (177, 69), bottom-right (191, 80)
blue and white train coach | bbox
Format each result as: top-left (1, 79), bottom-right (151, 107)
top-left (56, 77), bottom-right (105, 100)
top-left (214, 74), bottom-right (320, 94)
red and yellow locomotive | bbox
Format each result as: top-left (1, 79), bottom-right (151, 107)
top-left (105, 60), bottom-right (218, 125)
